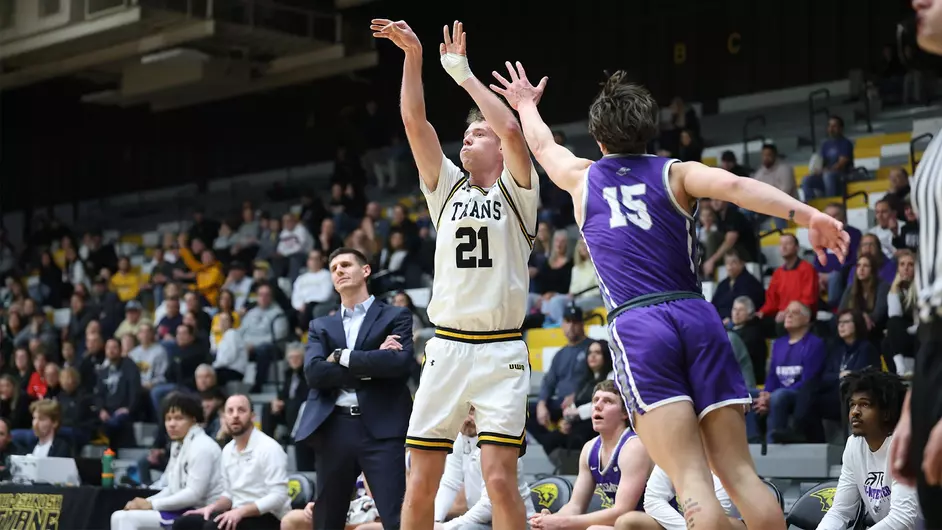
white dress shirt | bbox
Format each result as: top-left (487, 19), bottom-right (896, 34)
top-left (336, 295), bottom-right (375, 408)
top-left (643, 466), bottom-right (732, 530)
top-left (220, 428), bottom-right (291, 519)
top-left (817, 435), bottom-right (918, 530)
top-left (433, 433), bottom-right (535, 529)
top-left (32, 439), bottom-right (52, 458)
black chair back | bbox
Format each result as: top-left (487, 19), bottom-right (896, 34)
top-left (287, 473), bottom-right (315, 509)
top-left (529, 476), bottom-right (573, 513)
top-left (786, 480), bottom-right (863, 530)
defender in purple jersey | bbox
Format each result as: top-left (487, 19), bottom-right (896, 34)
top-left (529, 381), bottom-right (651, 529)
top-left (492, 64), bottom-right (850, 530)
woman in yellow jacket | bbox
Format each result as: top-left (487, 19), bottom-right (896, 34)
top-left (110, 256), bottom-right (143, 302)
top-left (177, 234), bottom-right (225, 307)
top-left (211, 289), bottom-right (241, 345)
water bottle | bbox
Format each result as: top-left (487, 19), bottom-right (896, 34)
top-left (102, 448), bottom-right (115, 488)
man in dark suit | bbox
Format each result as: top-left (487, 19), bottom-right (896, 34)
top-left (295, 247), bottom-right (414, 530)
top-left (25, 400), bottom-right (74, 458)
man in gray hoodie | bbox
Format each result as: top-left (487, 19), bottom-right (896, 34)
top-left (240, 285), bottom-right (289, 393)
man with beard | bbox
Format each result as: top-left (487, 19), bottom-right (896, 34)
top-left (174, 395), bottom-right (290, 530)
top-left (111, 392), bottom-right (223, 530)
top-left (819, 369), bottom-right (917, 529)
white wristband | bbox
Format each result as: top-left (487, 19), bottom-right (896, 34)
top-left (440, 52), bottom-right (472, 85)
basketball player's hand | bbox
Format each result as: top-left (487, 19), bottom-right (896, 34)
top-left (807, 211), bottom-right (851, 265)
top-left (490, 61), bottom-right (548, 110)
top-left (440, 20), bottom-right (466, 57)
top-left (381, 334), bottom-right (403, 351)
top-left (923, 419), bottom-right (942, 485)
top-left (370, 19), bottom-right (421, 53)
top-left (891, 391), bottom-right (916, 486)
top-left (303, 502), bottom-right (314, 519)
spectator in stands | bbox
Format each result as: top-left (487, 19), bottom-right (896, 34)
top-left (15, 310), bottom-right (57, 356)
top-left (84, 231), bottom-right (118, 276)
top-left (847, 233), bottom-right (897, 288)
top-left (315, 217), bottom-right (343, 258)
top-left (26, 399), bottom-right (72, 458)
top-left (174, 394), bottom-right (290, 530)
top-left (188, 210), bottom-right (220, 250)
top-left (702, 199), bottom-right (758, 276)
top-left (256, 216), bottom-right (281, 263)
top-left (231, 206), bottom-right (261, 266)
top-left (720, 150), bottom-right (751, 177)
top-left (697, 206), bottom-right (724, 278)
top-left (756, 234), bottom-right (818, 332)
top-left (200, 387), bottom-right (226, 439)
top-left (292, 250), bottom-right (334, 330)
top-left (155, 283), bottom-right (183, 326)
top-left (55, 367), bottom-right (96, 450)
top-left (213, 221), bottom-right (237, 264)
top-left (130, 324), bottom-right (169, 394)
top-left (659, 97), bottom-right (700, 155)
top-left (364, 201), bottom-right (391, 243)
top-left (529, 306), bottom-right (591, 450)
top-left (156, 298), bottom-right (183, 341)
top-left (146, 248), bottom-right (177, 308)
top-left (1, 279), bottom-right (27, 311)
top-left (391, 291), bottom-right (429, 339)
top-left (530, 381), bottom-right (652, 529)
top-left (0, 374), bottom-right (30, 432)
top-left (211, 290), bottom-right (240, 344)
top-left (123, 335), bottom-right (141, 362)
top-left (816, 370), bottom-right (917, 529)
top-left (555, 340), bottom-right (616, 454)
top-left (211, 312), bottom-right (247, 386)
top-left (753, 301), bottom-right (827, 444)
top-left (839, 254), bottom-right (890, 342)
top-left (43, 363), bottom-right (59, 399)
top-left (90, 275), bottom-right (124, 338)
top-left (885, 250), bottom-right (918, 376)
top-left (543, 239), bottom-right (603, 325)
top-left (884, 168), bottom-right (911, 218)
top-left (815, 203), bottom-right (862, 309)
top-left (12, 346), bottom-right (31, 386)
top-left (111, 256), bottom-right (143, 303)
top-left (870, 199), bottom-right (905, 259)
top-left (25, 351), bottom-right (49, 399)
top-left (62, 245), bottom-right (88, 292)
top-left (182, 292), bottom-right (212, 336)
top-left (36, 251), bottom-right (64, 308)
top-left (78, 332), bottom-right (104, 393)
top-left (801, 116), bottom-right (855, 199)
top-left (177, 235), bottom-right (225, 307)
top-left (244, 264), bottom-right (292, 315)
top-left (96, 337), bottom-right (142, 446)
top-left (834, 310), bottom-right (883, 378)
top-left (261, 345), bottom-right (311, 470)
top-left (64, 293), bottom-right (95, 346)
top-left (613, 465), bottom-right (741, 530)
top-left (0, 418), bottom-right (17, 480)
top-left (377, 229), bottom-right (422, 292)
top-left (221, 262), bottom-right (252, 312)
top-left (427, 409), bottom-right (535, 529)
top-left (115, 300), bottom-right (152, 340)
top-left (676, 129), bottom-right (703, 162)
top-left (893, 199), bottom-right (919, 254)
top-left (240, 285), bottom-right (287, 393)
top-left (711, 249), bottom-right (765, 323)
top-left (532, 230), bottom-right (573, 311)
top-left (112, 392), bottom-right (224, 530)
top-left (60, 340), bottom-right (77, 370)
top-left (276, 214), bottom-right (314, 281)
top-left (749, 144), bottom-right (797, 230)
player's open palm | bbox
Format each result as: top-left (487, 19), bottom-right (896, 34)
top-left (370, 19), bottom-right (420, 53)
top-left (807, 211), bottom-right (851, 266)
top-left (490, 61), bottom-right (548, 110)
top-left (440, 20), bottom-right (466, 57)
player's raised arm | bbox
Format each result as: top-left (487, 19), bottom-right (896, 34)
top-left (490, 62), bottom-right (592, 196)
top-left (673, 161), bottom-right (851, 265)
top-left (439, 21), bottom-right (534, 188)
top-left (371, 19), bottom-right (444, 192)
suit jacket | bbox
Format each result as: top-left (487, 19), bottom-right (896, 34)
top-left (24, 434), bottom-right (74, 459)
top-left (296, 300), bottom-right (414, 442)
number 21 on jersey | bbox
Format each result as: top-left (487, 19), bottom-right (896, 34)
top-left (602, 184), bottom-right (652, 230)
top-left (455, 227), bottom-right (493, 268)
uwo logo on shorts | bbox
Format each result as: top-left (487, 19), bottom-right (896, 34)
top-left (811, 488), bottom-right (837, 512)
top-left (531, 483), bottom-right (558, 509)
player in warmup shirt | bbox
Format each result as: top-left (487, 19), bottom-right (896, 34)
top-left (819, 369), bottom-right (918, 529)
top-left (602, 465), bottom-right (740, 530)
top-left (531, 380), bottom-right (652, 530)
top-left (890, 2), bottom-right (942, 528)
top-left (491, 63), bottom-right (849, 530)
top-left (370, 18), bottom-right (539, 530)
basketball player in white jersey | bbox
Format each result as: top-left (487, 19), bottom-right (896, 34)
top-left (371, 19), bottom-right (540, 530)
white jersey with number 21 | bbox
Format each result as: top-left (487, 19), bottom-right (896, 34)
top-left (422, 155), bottom-right (539, 332)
